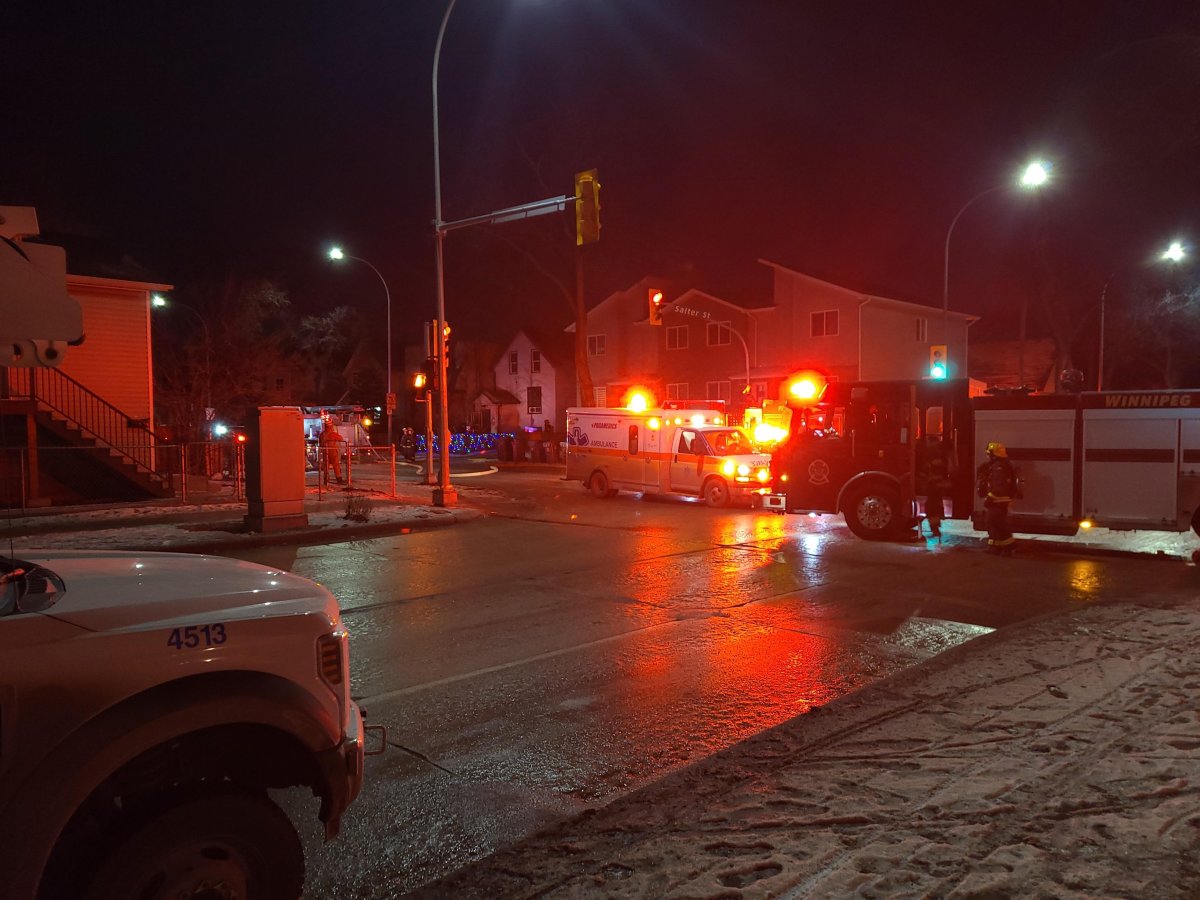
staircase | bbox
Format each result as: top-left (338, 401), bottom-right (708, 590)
top-left (1, 366), bottom-right (172, 504)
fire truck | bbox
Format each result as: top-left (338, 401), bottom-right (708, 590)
top-left (772, 378), bottom-right (1200, 541)
top-left (565, 404), bottom-right (777, 507)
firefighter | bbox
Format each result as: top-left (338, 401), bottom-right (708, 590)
top-left (319, 418), bottom-right (347, 485)
top-left (977, 441), bottom-right (1018, 555)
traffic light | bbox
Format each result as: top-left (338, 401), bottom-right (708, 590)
top-left (441, 322), bottom-right (451, 363)
top-left (413, 369), bottom-right (429, 402)
top-left (648, 288), bottom-right (664, 326)
top-left (575, 169), bottom-right (601, 245)
top-left (929, 344), bottom-right (948, 379)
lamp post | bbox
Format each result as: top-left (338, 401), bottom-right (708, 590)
top-left (941, 160), bottom-right (1051, 382)
top-left (328, 247), bottom-right (394, 449)
top-left (1097, 241), bottom-right (1190, 391)
top-left (431, 0), bottom-right (460, 507)
top-left (152, 293), bottom-right (212, 430)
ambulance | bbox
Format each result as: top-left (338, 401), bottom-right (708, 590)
top-left (565, 403), bottom-right (778, 507)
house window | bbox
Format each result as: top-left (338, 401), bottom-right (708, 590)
top-left (588, 334), bottom-right (606, 357)
top-left (667, 382), bottom-right (688, 401)
top-left (706, 381), bottom-right (731, 404)
top-left (666, 325), bottom-right (689, 350)
top-left (508, 351), bottom-right (519, 374)
top-left (274, 377), bottom-right (285, 391)
top-left (527, 385), bottom-right (542, 414)
top-left (812, 310), bottom-right (839, 337)
top-left (707, 320), bottom-right (731, 346)
top-left (594, 386), bottom-right (607, 406)
top-left (530, 350), bottom-right (542, 373)
top-left (916, 318), bottom-right (928, 342)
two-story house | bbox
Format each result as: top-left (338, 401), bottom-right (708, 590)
top-left (479, 330), bottom-right (575, 433)
top-left (572, 262), bottom-right (977, 414)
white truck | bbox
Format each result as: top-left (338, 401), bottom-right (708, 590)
top-left (0, 551), bottom-right (366, 900)
top-left (1, 209), bottom-right (366, 899)
top-left (565, 405), bottom-right (779, 507)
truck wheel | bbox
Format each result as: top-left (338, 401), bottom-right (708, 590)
top-left (82, 791), bottom-right (304, 900)
top-left (590, 471), bottom-right (616, 499)
top-left (703, 477), bottom-right (730, 508)
top-left (844, 484), bottom-right (901, 540)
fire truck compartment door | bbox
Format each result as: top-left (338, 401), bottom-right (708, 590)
top-left (1083, 408), bottom-right (1192, 526)
top-left (973, 407), bottom-right (1075, 520)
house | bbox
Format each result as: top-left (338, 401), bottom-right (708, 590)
top-left (479, 330), bottom-right (575, 433)
top-left (570, 262), bottom-right (977, 416)
top-left (0, 207), bottom-right (174, 507)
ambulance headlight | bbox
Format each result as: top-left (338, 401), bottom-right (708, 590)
top-left (737, 464), bottom-right (750, 477)
top-left (756, 468), bottom-right (770, 482)
top-left (722, 461), bottom-right (736, 476)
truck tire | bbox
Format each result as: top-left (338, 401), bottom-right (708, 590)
top-left (702, 477), bottom-right (731, 508)
top-left (590, 471), bottom-right (617, 498)
top-left (844, 484), bottom-right (901, 540)
top-left (81, 791), bottom-right (304, 900)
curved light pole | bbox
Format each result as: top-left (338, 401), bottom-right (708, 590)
top-left (328, 247), bottom-right (394, 449)
top-left (152, 293), bottom-right (212, 427)
top-left (431, 0), bottom-right (460, 507)
top-left (941, 160), bottom-right (1051, 380)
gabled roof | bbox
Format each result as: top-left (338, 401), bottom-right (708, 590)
top-left (493, 327), bottom-right (574, 370)
top-left (476, 387), bottom-right (521, 404)
top-left (757, 258), bottom-right (977, 322)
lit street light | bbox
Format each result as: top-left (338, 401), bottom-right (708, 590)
top-left (152, 293), bottom-right (212, 430)
top-left (327, 246), bottom-right (395, 449)
top-left (1098, 240), bottom-right (1191, 391)
top-left (942, 159), bottom-right (1052, 385)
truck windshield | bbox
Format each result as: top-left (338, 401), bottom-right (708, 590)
top-left (706, 429), bottom-right (752, 456)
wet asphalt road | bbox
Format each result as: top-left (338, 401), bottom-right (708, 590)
top-left (226, 471), bottom-right (1194, 898)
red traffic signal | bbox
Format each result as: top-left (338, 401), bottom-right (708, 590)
top-left (648, 289), bottom-right (664, 326)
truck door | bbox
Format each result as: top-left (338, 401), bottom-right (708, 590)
top-left (1082, 407), bottom-right (1182, 528)
top-left (669, 428), bottom-right (705, 494)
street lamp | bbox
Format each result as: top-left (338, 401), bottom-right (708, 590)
top-left (152, 293), bottom-right (212, 427)
top-left (1098, 240), bottom-right (1190, 391)
top-left (327, 247), bottom-right (395, 449)
top-left (431, 0), bottom-right (460, 507)
top-left (941, 159), bottom-right (1051, 386)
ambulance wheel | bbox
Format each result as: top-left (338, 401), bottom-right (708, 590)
top-left (702, 477), bottom-right (731, 508)
top-left (844, 484), bottom-right (901, 540)
top-left (590, 471), bottom-right (616, 499)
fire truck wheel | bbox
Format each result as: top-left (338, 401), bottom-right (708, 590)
top-left (844, 484), bottom-right (901, 540)
top-left (703, 477), bottom-right (731, 508)
top-left (590, 470), bottom-right (616, 498)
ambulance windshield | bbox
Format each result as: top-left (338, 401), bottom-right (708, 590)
top-left (706, 429), bottom-right (752, 456)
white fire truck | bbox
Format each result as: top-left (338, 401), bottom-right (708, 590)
top-left (772, 379), bottom-right (1200, 541)
top-left (565, 405), bottom-right (778, 507)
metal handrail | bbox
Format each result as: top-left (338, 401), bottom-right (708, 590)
top-left (2, 366), bottom-right (166, 481)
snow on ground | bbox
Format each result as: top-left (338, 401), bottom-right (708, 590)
top-left (414, 597), bottom-right (1200, 899)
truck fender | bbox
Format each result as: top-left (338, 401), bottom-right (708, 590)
top-left (0, 670), bottom-right (343, 900)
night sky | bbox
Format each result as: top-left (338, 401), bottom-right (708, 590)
top-left (7, 1), bottom-right (1199, 349)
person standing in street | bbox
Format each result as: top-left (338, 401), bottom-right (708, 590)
top-left (977, 441), bottom-right (1018, 555)
top-left (319, 417), bottom-right (347, 485)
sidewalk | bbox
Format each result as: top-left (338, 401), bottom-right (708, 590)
top-left (414, 594), bottom-right (1200, 899)
top-left (1, 475), bottom-right (482, 554)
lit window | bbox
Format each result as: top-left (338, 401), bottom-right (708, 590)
top-left (508, 351), bottom-right (518, 375)
top-left (666, 325), bottom-right (689, 350)
top-left (707, 321), bottom-right (731, 346)
top-left (588, 334), bottom-right (606, 357)
top-left (812, 310), bottom-right (839, 337)
top-left (530, 349), bottom-right (541, 373)
top-left (594, 386), bottom-right (607, 405)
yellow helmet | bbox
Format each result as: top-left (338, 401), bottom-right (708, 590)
top-left (986, 441), bottom-right (1008, 458)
